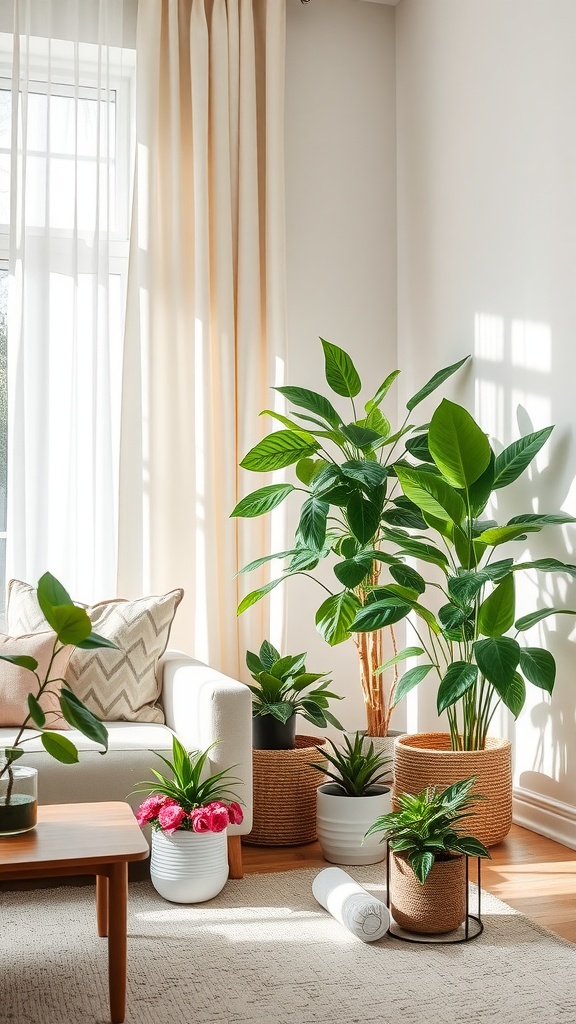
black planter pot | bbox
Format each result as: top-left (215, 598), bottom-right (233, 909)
top-left (252, 713), bottom-right (297, 750)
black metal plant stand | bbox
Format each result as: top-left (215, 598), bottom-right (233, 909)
top-left (385, 845), bottom-right (484, 944)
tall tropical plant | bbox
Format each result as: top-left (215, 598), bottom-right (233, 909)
top-left (231, 338), bottom-right (468, 736)
top-left (352, 398), bottom-right (576, 750)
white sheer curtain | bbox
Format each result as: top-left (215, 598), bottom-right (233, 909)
top-left (3, 0), bottom-right (136, 601)
top-left (118, 0), bottom-right (287, 675)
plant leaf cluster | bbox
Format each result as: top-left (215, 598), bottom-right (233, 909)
top-left (365, 776), bottom-right (490, 883)
top-left (246, 640), bottom-right (344, 730)
top-left (131, 735), bottom-right (242, 811)
top-left (1, 572), bottom-right (115, 787)
top-left (311, 731), bottom-right (392, 796)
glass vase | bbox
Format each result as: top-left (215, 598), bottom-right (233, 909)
top-left (0, 753), bottom-right (38, 836)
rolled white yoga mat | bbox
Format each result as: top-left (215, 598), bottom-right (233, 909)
top-left (312, 867), bottom-right (390, 942)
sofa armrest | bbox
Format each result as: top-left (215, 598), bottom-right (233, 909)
top-left (159, 651), bottom-right (253, 835)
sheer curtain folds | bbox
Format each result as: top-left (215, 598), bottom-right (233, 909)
top-left (119, 0), bottom-right (287, 675)
top-left (4, 0), bottom-right (136, 600)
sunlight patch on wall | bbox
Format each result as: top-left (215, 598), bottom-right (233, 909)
top-left (511, 319), bottom-right (551, 374)
top-left (474, 312), bottom-right (504, 362)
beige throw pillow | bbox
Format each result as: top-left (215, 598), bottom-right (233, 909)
top-left (6, 581), bottom-right (184, 724)
top-left (0, 631), bottom-right (72, 729)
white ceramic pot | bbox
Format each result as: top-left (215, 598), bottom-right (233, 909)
top-left (150, 828), bottom-right (229, 904)
top-left (316, 783), bottom-right (392, 866)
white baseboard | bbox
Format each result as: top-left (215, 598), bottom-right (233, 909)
top-left (513, 786), bottom-right (576, 851)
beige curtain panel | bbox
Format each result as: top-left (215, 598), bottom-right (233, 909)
top-left (119, 0), bottom-right (287, 676)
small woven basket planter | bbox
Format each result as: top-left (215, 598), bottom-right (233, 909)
top-left (390, 852), bottom-right (466, 935)
top-left (243, 735), bottom-right (327, 846)
top-left (393, 733), bottom-right (512, 848)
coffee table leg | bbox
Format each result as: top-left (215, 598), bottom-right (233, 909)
top-left (108, 861), bottom-right (128, 1024)
top-left (96, 873), bottom-right (109, 937)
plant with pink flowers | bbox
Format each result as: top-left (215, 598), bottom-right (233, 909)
top-left (133, 736), bottom-right (243, 835)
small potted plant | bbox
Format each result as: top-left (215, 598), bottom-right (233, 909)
top-left (365, 776), bottom-right (490, 935)
top-left (133, 735), bottom-right (243, 904)
top-left (0, 572), bottom-right (116, 836)
top-left (311, 731), bottom-right (392, 865)
top-left (247, 640), bottom-right (344, 749)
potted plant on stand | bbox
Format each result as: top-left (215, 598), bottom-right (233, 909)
top-left (353, 398), bottom-right (576, 846)
top-left (0, 572), bottom-right (115, 836)
top-left (311, 731), bottom-right (392, 865)
top-left (245, 640), bottom-right (344, 846)
top-left (232, 338), bottom-right (469, 743)
top-left (134, 735), bottom-right (244, 904)
top-left (365, 776), bottom-right (490, 935)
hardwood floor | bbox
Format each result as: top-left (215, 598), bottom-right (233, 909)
top-left (243, 824), bottom-right (576, 942)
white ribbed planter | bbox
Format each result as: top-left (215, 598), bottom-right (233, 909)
top-left (316, 784), bottom-right (392, 866)
top-left (150, 829), bottom-right (229, 904)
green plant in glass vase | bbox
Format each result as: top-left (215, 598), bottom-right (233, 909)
top-left (232, 338), bottom-right (469, 737)
top-left (352, 398), bottom-right (576, 750)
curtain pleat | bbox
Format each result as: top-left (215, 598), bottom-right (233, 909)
top-left (118, 0), bottom-right (287, 676)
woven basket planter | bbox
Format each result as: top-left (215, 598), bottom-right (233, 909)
top-left (393, 732), bottom-right (512, 848)
top-left (390, 852), bottom-right (466, 934)
top-left (243, 735), bottom-right (327, 846)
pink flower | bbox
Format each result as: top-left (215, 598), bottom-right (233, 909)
top-left (227, 801), bottom-right (244, 825)
top-left (208, 805), bottom-right (230, 833)
top-left (191, 808), bottom-right (213, 833)
top-left (136, 795), bottom-right (165, 826)
top-left (157, 803), bottom-right (187, 834)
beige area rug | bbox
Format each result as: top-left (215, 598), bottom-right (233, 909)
top-left (1, 866), bottom-right (575, 1024)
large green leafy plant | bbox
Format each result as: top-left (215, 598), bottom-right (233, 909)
top-left (352, 399), bottom-right (576, 750)
top-left (247, 640), bottom-right (343, 731)
top-left (232, 339), bottom-right (468, 737)
top-left (365, 776), bottom-right (490, 883)
top-left (0, 572), bottom-right (116, 805)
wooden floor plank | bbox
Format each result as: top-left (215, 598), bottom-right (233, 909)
top-left (243, 824), bottom-right (576, 942)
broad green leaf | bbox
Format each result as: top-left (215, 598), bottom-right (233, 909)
top-left (74, 631), bottom-right (119, 651)
top-left (428, 400), bottom-right (491, 488)
top-left (231, 483), bottom-right (295, 518)
top-left (237, 577), bottom-right (284, 614)
top-left (346, 492), bottom-right (381, 545)
top-left (391, 535), bottom-right (449, 570)
top-left (439, 602), bottom-right (472, 633)
top-left (437, 662), bottom-right (478, 714)
top-left (514, 558), bottom-right (576, 579)
top-left (287, 547), bottom-right (324, 572)
top-left (361, 407), bottom-right (391, 438)
top-left (340, 460), bottom-right (388, 489)
top-left (478, 575), bottom-right (515, 637)
top-left (474, 636), bottom-right (520, 691)
top-left (368, 369), bottom-right (401, 409)
top-left (382, 497), bottom-right (428, 531)
top-left (333, 555), bottom-right (373, 588)
top-left (515, 607), bottom-right (576, 631)
top-left (478, 524), bottom-right (541, 546)
top-left (259, 641), bottom-right (280, 670)
top-left (298, 496), bottom-right (329, 551)
top-left (389, 563), bottom-right (426, 595)
top-left (310, 464), bottom-right (345, 497)
top-left (519, 648), bottom-right (556, 694)
top-left (395, 664), bottom-right (434, 703)
top-left (468, 451), bottom-right (495, 517)
top-left (508, 513), bottom-right (576, 527)
top-left (447, 561), bottom-right (513, 605)
top-left (352, 598), bottom-right (412, 633)
top-left (404, 433), bottom-right (435, 464)
top-left (406, 355), bottom-right (470, 413)
top-left (48, 604), bottom-right (92, 646)
top-left (376, 647), bottom-right (425, 674)
top-left (296, 457), bottom-right (326, 486)
top-left (246, 649), bottom-right (263, 675)
top-left (493, 427), bottom-right (554, 490)
top-left (502, 671), bottom-right (526, 718)
top-left (321, 338), bottom-right (362, 398)
top-left (274, 386), bottom-right (342, 429)
top-left (269, 653), bottom-right (307, 680)
top-left (396, 464), bottom-right (466, 524)
top-left (341, 423), bottom-right (381, 449)
top-left (410, 850), bottom-right (435, 884)
top-left (237, 550), bottom-right (296, 575)
top-left (315, 592), bottom-right (362, 646)
top-left (258, 410), bottom-right (316, 442)
top-left (41, 731), bottom-right (80, 764)
top-left (241, 430), bottom-right (320, 472)
top-left (0, 654), bottom-right (39, 671)
top-left (59, 689), bottom-right (109, 748)
top-left (27, 693), bottom-right (46, 729)
top-left (37, 572), bottom-right (74, 621)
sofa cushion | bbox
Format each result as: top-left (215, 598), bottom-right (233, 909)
top-left (7, 581), bottom-right (184, 724)
top-left (0, 631), bottom-right (72, 729)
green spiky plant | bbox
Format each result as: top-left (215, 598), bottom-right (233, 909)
top-left (365, 776), bottom-right (490, 883)
top-left (132, 735), bottom-right (242, 822)
top-left (351, 398), bottom-right (576, 750)
top-left (232, 338), bottom-right (469, 737)
top-left (247, 640), bottom-right (344, 732)
top-left (311, 731), bottom-right (392, 796)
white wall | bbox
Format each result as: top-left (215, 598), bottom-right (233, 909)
top-left (396, 0), bottom-right (576, 844)
top-left (284, 0), bottom-right (398, 735)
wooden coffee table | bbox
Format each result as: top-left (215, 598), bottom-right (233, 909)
top-left (0, 801), bottom-right (149, 1023)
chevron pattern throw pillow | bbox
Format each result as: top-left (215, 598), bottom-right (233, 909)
top-left (6, 580), bottom-right (184, 723)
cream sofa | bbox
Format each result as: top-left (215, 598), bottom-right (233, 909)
top-left (0, 652), bottom-right (253, 877)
